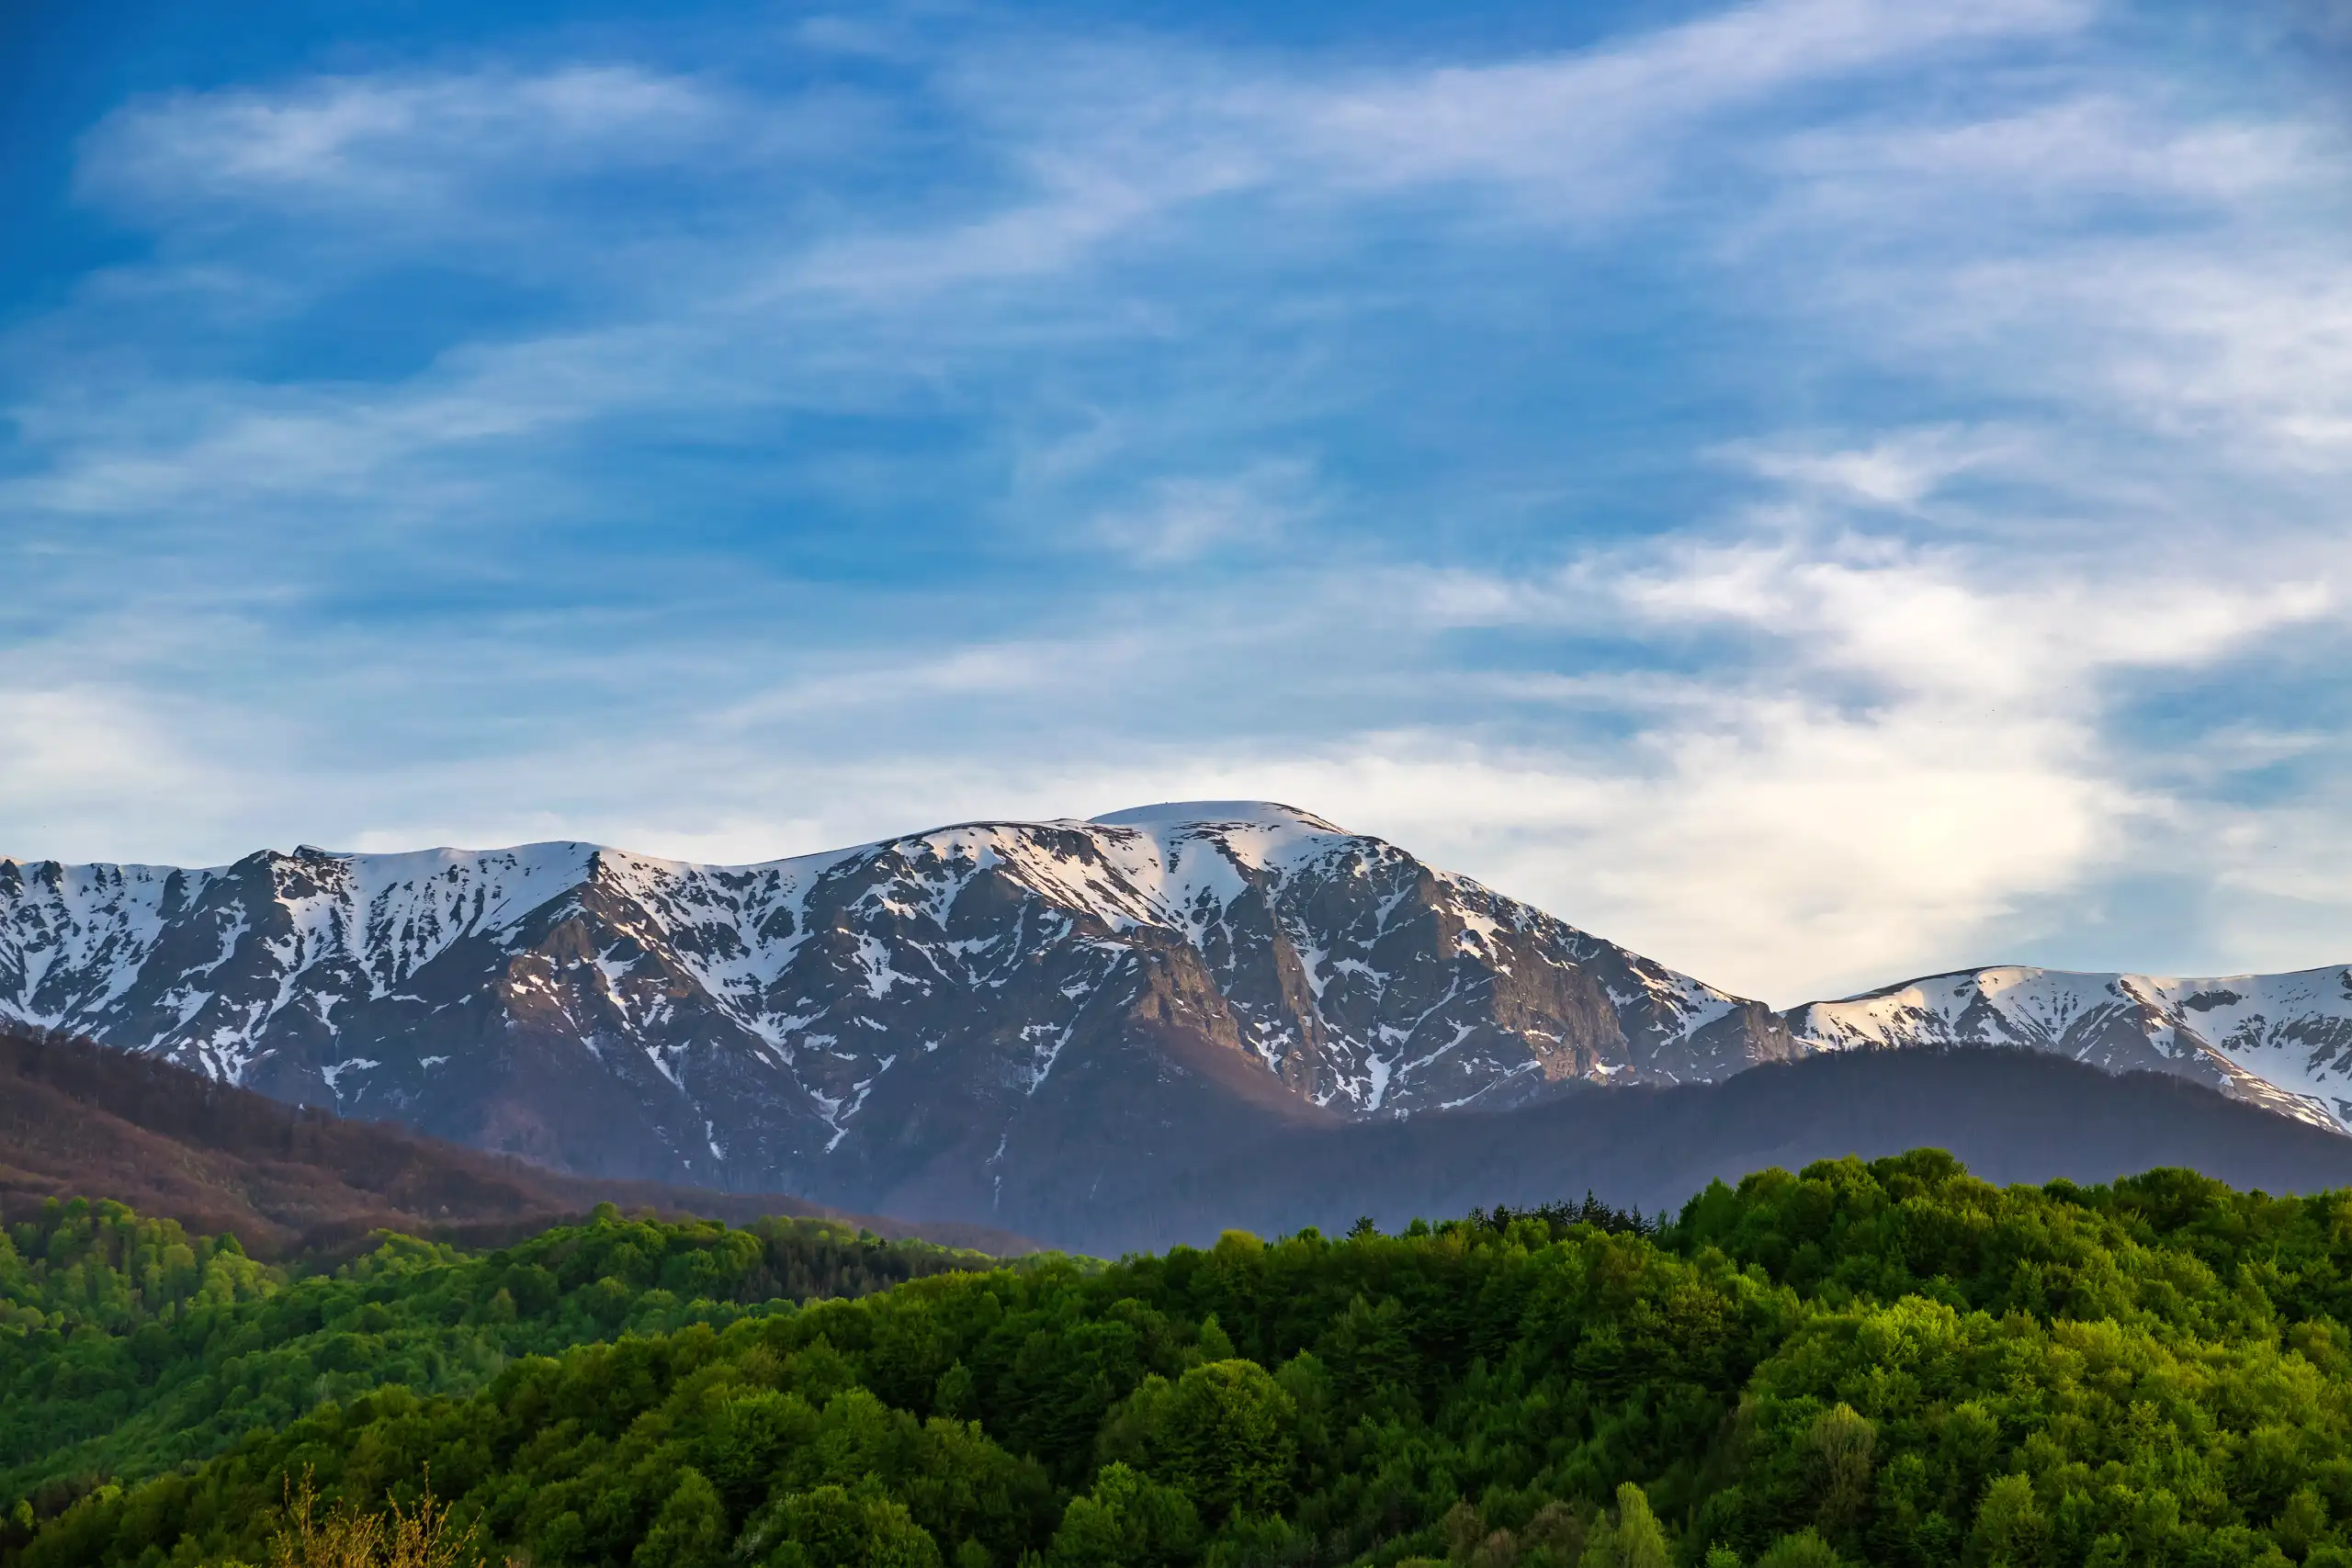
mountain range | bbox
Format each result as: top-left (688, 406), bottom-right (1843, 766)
top-left (6, 800), bottom-right (2351, 1247)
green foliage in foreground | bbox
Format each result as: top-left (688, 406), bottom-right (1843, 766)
top-left (0, 1197), bottom-right (1000, 1516)
top-left (16, 1151), bottom-right (2352, 1567)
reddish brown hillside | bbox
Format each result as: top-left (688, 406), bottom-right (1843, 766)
top-left (0, 1026), bottom-right (1035, 1258)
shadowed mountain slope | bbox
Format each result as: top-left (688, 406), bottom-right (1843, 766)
top-left (0, 1025), bottom-right (1035, 1258)
top-left (1024, 1046), bottom-right (2352, 1255)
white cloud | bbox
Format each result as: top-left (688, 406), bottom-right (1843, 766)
top-left (1742, 78), bottom-right (2352, 471)
top-left (1727, 426), bottom-right (2025, 510)
top-left (1620, 536), bottom-right (2334, 695)
top-left (1292, 0), bottom-right (2088, 201)
top-left (1345, 524), bottom-right (2344, 998)
top-left (1088, 460), bottom-right (1319, 563)
top-left (1776, 95), bottom-right (2327, 209)
top-left (783, 0), bottom-right (2098, 299)
top-left (78, 66), bottom-right (739, 217)
top-left (0, 688), bottom-right (233, 864)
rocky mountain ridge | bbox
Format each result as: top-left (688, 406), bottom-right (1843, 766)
top-left (1786, 964), bottom-right (2352, 1134)
top-left (0, 802), bottom-right (1795, 1224)
top-left (9, 802), bottom-right (2350, 1232)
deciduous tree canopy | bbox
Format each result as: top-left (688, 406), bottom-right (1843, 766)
top-left (12, 1151), bottom-right (2352, 1567)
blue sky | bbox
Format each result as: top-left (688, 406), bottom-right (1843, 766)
top-left (3, 0), bottom-right (2349, 1002)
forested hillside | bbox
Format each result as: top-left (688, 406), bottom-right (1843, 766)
top-left (12, 1152), bottom-right (2352, 1567)
top-left (0, 1201), bottom-right (999, 1523)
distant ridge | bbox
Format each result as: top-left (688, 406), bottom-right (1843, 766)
top-left (1012, 1047), bottom-right (2352, 1254)
top-left (1788, 963), bottom-right (2352, 1133)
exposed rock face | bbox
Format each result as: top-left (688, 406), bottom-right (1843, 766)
top-left (1786, 965), bottom-right (2352, 1134)
top-left (0, 802), bottom-right (1794, 1226)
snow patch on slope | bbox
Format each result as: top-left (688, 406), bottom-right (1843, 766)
top-left (1792, 964), bottom-right (2352, 1134)
top-left (4, 802), bottom-right (1780, 1127)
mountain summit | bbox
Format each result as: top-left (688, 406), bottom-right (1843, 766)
top-left (0, 803), bottom-right (1794, 1223)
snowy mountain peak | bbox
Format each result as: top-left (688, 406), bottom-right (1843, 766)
top-left (1788, 963), bottom-right (2352, 1134)
top-left (1090, 800), bottom-right (1347, 832)
top-left (0, 806), bottom-right (1797, 1206)
top-left (20, 806), bottom-right (2351, 1224)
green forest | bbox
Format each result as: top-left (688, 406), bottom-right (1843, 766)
top-left (9, 1150), bottom-right (2352, 1568)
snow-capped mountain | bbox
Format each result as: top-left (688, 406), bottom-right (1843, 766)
top-left (1787, 965), bottom-right (2352, 1134)
top-left (22, 800), bottom-right (2349, 1233)
top-left (0, 802), bottom-right (1794, 1222)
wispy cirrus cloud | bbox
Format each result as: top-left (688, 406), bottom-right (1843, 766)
top-left (1289, 0), bottom-right (2088, 194)
top-left (78, 66), bottom-right (737, 214)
